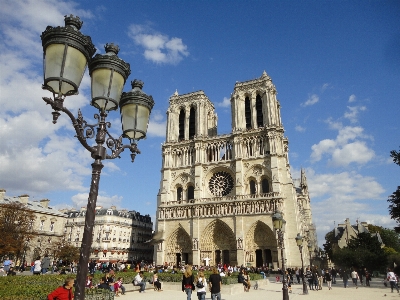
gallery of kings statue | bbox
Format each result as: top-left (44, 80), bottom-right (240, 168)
top-left (153, 71), bottom-right (317, 269)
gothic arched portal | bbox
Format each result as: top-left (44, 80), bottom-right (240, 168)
top-left (165, 226), bottom-right (192, 265)
top-left (200, 219), bottom-right (237, 265)
top-left (245, 221), bottom-right (277, 268)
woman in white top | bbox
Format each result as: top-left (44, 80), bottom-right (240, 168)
top-left (195, 270), bottom-right (207, 300)
top-left (33, 257), bottom-right (41, 275)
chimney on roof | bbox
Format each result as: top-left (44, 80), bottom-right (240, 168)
top-left (361, 222), bottom-right (368, 227)
top-left (111, 205), bottom-right (116, 210)
top-left (40, 199), bottom-right (50, 208)
top-left (19, 194), bottom-right (29, 204)
top-left (0, 189), bottom-right (5, 200)
top-left (81, 207), bottom-right (87, 211)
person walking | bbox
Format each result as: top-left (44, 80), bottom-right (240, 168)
top-left (342, 269), bottom-right (349, 288)
top-left (182, 265), bottom-right (195, 300)
top-left (209, 267), bottom-right (222, 300)
top-left (195, 270), bottom-right (207, 300)
top-left (387, 268), bottom-right (399, 293)
top-left (324, 269), bottom-right (332, 290)
top-left (351, 268), bottom-right (359, 289)
top-left (331, 268), bottom-right (337, 284)
top-left (3, 257), bottom-right (12, 273)
top-left (365, 269), bottom-right (371, 287)
top-left (305, 267), bottom-right (313, 290)
top-left (41, 254), bottom-right (51, 274)
top-left (33, 256), bottom-right (41, 275)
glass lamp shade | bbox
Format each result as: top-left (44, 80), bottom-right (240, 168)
top-left (89, 44), bottom-right (131, 111)
top-left (272, 211), bottom-right (283, 230)
top-left (120, 80), bottom-right (154, 140)
top-left (295, 233), bottom-right (303, 246)
top-left (41, 15), bottom-right (95, 97)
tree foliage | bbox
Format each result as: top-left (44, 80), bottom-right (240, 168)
top-left (332, 232), bottom-right (387, 271)
top-left (0, 202), bottom-right (37, 259)
top-left (53, 240), bottom-right (80, 264)
top-left (323, 229), bottom-right (335, 259)
top-left (368, 224), bottom-right (400, 252)
top-left (388, 147), bottom-right (400, 232)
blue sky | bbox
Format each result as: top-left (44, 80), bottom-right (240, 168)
top-left (1, 0), bottom-right (399, 246)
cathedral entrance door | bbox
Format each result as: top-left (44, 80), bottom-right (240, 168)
top-left (182, 253), bottom-right (189, 265)
top-left (255, 249), bottom-right (263, 267)
top-left (222, 250), bottom-right (230, 265)
top-left (264, 249), bottom-right (272, 267)
top-left (215, 250), bottom-right (221, 264)
top-left (176, 253), bottom-right (181, 266)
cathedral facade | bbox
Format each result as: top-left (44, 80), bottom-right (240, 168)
top-left (154, 71), bottom-right (316, 268)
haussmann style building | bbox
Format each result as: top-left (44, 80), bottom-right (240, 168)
top-left (153, 71), bottom-right (317, 268)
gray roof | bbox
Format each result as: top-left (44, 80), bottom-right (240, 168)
top-left (0, 197), bottom-right (67, 217)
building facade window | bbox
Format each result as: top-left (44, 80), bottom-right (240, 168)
top-left (179, 109), bottom-right (185, 140)
top-left (262, 178), bottom-right (269, 193)
top-left (256, 94), bottom-right (263, 127)
top-left (189, 107), bottom-right (196, 139)
top-left (245, 96), bottom-right (252, 129)
top-left (249, 180), bottom-right (256, 195)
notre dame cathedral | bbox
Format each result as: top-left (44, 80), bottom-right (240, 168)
top-left (153, 71), bottom-right (317, 268)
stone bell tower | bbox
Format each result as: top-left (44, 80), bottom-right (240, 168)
top-left (154, 71), bottom-right (316, 268)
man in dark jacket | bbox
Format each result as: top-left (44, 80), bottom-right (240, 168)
top-left (209, 267), bottom-right (222, 300)
top-left (42, 254), bottom-right (51, 274)
top-left (47, 277), bottom-right (74, 300)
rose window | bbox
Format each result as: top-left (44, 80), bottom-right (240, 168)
top-left (209, 171), bottom-right (234, 196)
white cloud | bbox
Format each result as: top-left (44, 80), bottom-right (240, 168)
top-left (321, 83), bottom-right (330, 92)
top-left (331, 141), bottom-right (375, 166)
top-left (311, 115), bottom-right (374, 166)
top-left (348, 94), bottom-right (356, 103)
top-left (301, 94), bottom-right (319, 107)
top-left (71, 192), bottom-right (122, 209)
top-left (147, 110), bottom-right (166, 138)
top-left (344, 105), bottom-right (366, 123)
top-left (301, 168), bottom-right (389, 245)
top-left (216, 97), bottom-right (231, 108)
top-left (295, 125), bottom-right (306, 132)
top-left (128, 24), bottom-right (189, 64)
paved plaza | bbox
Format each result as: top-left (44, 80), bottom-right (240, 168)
top-left (112, 278), bottom-right (399, 300)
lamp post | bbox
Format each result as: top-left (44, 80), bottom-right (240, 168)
top-left (40, 15), bottom-right (154, 300)
top-left (307, 242), bottom-right (313, 267)
top-left (272, 211), bottom-right (289, 300)
top-left (295, 233), bottom-right (308, 295)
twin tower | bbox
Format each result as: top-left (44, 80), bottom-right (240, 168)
top-left (154, 71), bottom-right (316, 268)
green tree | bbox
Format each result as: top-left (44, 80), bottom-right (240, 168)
top-left (323, 230), bottom-right (336, 259)
top-left (388, 147), bottom-right (400, 232)
top-left (368, 225), bottom-right (400, 252)
top-left (0, 202), bottom-right (37, 260)
top-left (332, 232), bottom-right (387, 271)
top-left (53, 243), bottom-right (80, 264)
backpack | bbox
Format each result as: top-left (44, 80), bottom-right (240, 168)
top-left (196, 279), bottom-right (204, 288)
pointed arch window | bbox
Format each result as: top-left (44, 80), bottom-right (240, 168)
top-left (189, 107), bottom-right (195, 139)
top-left (262, 178), bottom-right (269, 193)
top-left (179, 109), bottom-right (185, 140)
top-left (177, 187), bottom-right (183, 201)
top-left (187, 185), bottom-right (194, 200)
top-left (256, 94), bottom-right (263, 127)
top-left (249, 180), bottom-right (256, 195)
top-left (245, 96), bottom-right (252, 129)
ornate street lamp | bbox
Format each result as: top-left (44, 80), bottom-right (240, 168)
top-left (41, 15), bottom-right (154, 300)
top-left (272, 211), bottom-right (289, 300)
top-left (295, 233), bottom-right (308, 295)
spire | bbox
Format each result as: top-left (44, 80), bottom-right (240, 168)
top-left (300, 168), bottom-right (308, 194)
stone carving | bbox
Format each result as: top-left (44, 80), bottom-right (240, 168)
top-left (237, 238), bottom-right (243, 249)
top-left (158, 197), bottom-right (280, 220)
